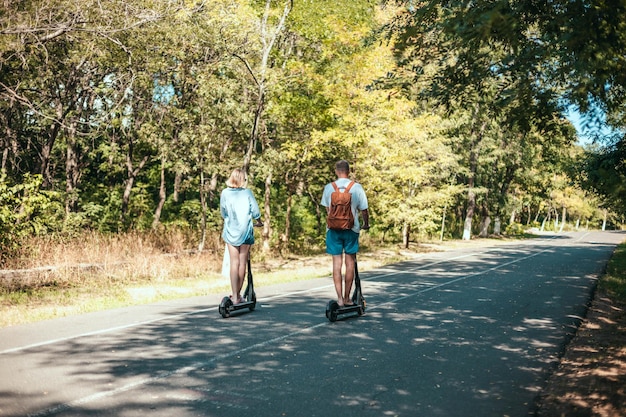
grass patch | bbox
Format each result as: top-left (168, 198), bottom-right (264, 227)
top-left (0, 261), bottom-right (338, 327)
top-left (0, 233), bottom-right (412, 327)
top-left (0, 231), bottom-right (527, 328)
top-left (601, 242), bottom-right (626, 301)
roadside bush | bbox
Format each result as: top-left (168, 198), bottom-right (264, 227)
top-left (0, 173), bottom-right (63, 266)
top-left (505, 222), bottom-right (526, 236)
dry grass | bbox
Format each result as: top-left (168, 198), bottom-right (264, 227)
top-left (0, 230), bottom-right (228, 326)
top-left (0, 230), bottom-right (430, 327)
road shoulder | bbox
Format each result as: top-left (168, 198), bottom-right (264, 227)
top-left (535, 287), bottom-right (626, 417)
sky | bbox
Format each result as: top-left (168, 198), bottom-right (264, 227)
top-left (565, 106), bottom-right (623, 146)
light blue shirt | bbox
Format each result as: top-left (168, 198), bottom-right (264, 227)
top-left (321, 178), bottom-right (368, 233)
top-left (220, 187), bottom-right (261, 246)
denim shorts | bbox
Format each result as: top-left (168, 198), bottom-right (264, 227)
top-left (242, 226), bottom-right (255, 245)
top-left (326, 229), bottom-right (359, 255)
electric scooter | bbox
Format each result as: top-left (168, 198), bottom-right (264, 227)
top-left (325, 258), bottom-right (366, 322)
top-left (218, 253), bottom-right (256, 318)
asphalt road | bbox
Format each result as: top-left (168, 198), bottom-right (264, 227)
top-left (1, 230), bottom-right (624, 417)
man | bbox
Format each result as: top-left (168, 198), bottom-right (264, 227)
top-left (320, 160), bottom-right (369, 307)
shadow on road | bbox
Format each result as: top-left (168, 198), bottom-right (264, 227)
top-left (2, 232), bottom-right (623, 417)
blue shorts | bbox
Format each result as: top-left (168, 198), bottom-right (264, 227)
top-left (242, 226), bottom-right (255, 245)
top-left (326, 229), bottom-right (359, 255)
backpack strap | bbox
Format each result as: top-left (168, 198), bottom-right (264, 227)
top-left (332, 181), bottom-right (355, 192)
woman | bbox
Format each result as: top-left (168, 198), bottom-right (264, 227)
top-left (220, 168), bottom-right (262, 304)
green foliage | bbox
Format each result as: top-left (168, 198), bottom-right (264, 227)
top-left (0, 174), bottom-right (63, 263)
top-left (377, 0), bottom-right (626, 237)
top-left (582, 142), bottom-right (626, 214)
top-left (0, 0), bottom-right (622, 265)
top-left (504, 222), bottom-right (526, 236)
top-left (602, 242), bottom-right (626, 301)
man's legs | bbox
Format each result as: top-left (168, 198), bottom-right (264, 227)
top-left (343, 253), bottom-right (356, 305)
top-left (328, 229), bottom-right (359, 307)
top-left (332, 254), bottom-right (344, 306)
top-left (332, 252), bottom-right (356, 307)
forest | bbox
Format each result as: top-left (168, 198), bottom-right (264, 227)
top-left (2, 0), bottom-right (626, 267)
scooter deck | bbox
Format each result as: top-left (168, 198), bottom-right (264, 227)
top-left (325, 297), bottom-right (365, 322)
top-left (218, 257), bottom-right (256, 318)
top-left (218, 286), bottom-right (256, 318)
top-left (325, 260), bottom-right (365, 322)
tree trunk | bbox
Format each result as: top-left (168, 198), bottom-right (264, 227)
top-left (2, 116), bottom-right (20, 173)
top-left (121, 152), bottom-right (148, 220)
top-left (307, 188), bottom-right (323, 234)
top-left (559, 206), bottom-right (566, 232)
top-left (280, 192), bottom-right (292, 253)
top-left (244, 90), bottom-right (263, 172)
top-left (64, 121), bottom-right (80, 214)
top-left (509, 208), bottom-right (516, 225)
top-left (242, 0), bottom-right (292, 172)
top-left (1, 147), bottom-right (6, 172)
top-left (40, 127), bottom-right (59, 188)
top-left (479, 201), bottom-right (490, 238)
top-left (479, 215), bottom-right (491, 237)
top-left (494, 216), bottom-right (501, 235)
top-left (554, 211), bottom-right (559, 230)
top-left (541, 209), bottom-right (550, 231)
top-left (198, 169), bottom-right (207, 252)
top-left (173, 171), bottom-right (182, 203)
top-left (440, 205), bottom-right (447, 241)
top-left (152, 157), bottom-right (167, 230)
top-left (454, 205), bottom-right (463, 237)
top-left (40, 98), bottom-right (63, 188)
top-left (602, 209), bottom-right (607, 231)
top-left (462, 189), bottom-right (476, 240)
top-left (403, 222), bottom-right (411, 248)
top-left (462, 107), bottom-right (485, 241)
top-left (263, 172), bottom-right (272, 253)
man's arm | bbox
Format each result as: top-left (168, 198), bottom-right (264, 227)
top-left (360, 209), bottom-right (370, 230)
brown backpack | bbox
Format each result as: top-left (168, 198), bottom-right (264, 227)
top-left (327, 181), bottom-right (355, 231)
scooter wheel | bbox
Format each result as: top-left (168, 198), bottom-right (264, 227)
top-left (248, 294), bottom-right (257, 311)
top-left (357, 298), bottom-right (366, 316)
top-left (219, 296), bottom-right (233, 318)
top-left (326, 300), bottom-right (339, 322)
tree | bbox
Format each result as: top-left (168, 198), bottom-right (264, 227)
top-left (383, 0), bottom-right (626, 204)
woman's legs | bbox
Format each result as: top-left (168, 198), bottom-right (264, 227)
top-left (227, 243), bottom-right (251, 304)
top-left (237, 244), bottom-right (251, 299)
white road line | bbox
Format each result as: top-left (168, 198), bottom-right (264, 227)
top-left (27, 322), bottom-right (327, 417)
top-left (1, 234), bottom-right (574, 356)
top-left (369, 241), bottom-right (560, 310)
top-left (24, 235), bottom-right (588, 416)
top-left (0, 253), bottom-right (484, 356)
top-left (0, 308), bottom-right (214, 355)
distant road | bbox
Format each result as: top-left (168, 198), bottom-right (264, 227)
top-left (1, 231), bottom-right (623, 417)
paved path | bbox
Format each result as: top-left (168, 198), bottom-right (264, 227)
top-left (1, 231), bottom-right (623, 417)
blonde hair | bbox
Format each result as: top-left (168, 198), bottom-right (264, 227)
top-left (226, 168), bottom-right (247, 188)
